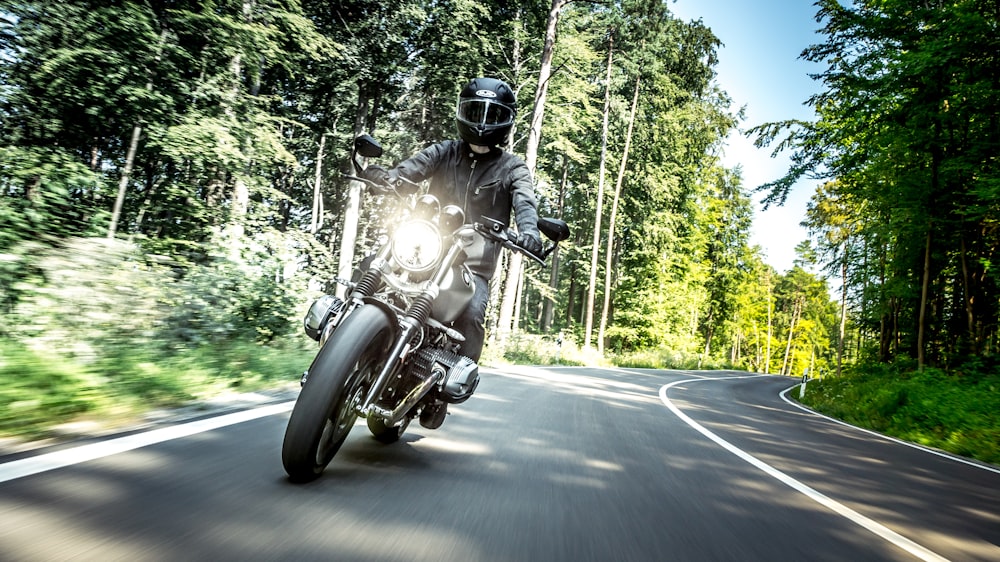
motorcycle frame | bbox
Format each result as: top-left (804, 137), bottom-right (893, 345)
top-left (332, 226), bottom-right (474, 429)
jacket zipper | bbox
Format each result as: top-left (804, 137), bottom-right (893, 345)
top-left (464, 159), bottom-right (477, 213)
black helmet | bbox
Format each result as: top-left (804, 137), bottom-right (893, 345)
top-left (455, 77), bottom-right (517, 147)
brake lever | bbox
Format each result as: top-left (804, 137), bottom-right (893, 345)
top-left (520, 247), bottom-right (546, 266)
top-left (474, 220), bottom-right (546, 265)
top-left (342, 173), bottom-right (395, 195)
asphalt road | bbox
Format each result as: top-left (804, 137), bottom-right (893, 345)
top-left (1, 367), bottom-right (998, 561)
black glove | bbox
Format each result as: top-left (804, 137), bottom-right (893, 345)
top-left (516, 232), bottom-right (543, 256)
top-left (362, 165), bottom-right (390, 187)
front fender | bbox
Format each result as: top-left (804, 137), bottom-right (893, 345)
top-left (359, 297), bottom-right (400, 350)
top-left (320, 297), bottom-right (399, 349)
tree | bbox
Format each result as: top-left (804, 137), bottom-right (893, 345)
top-left (753, 0), bottom-right (1000, 369)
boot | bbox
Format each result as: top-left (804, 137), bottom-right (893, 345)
top-left (419, 401), bottom-right (448, 429)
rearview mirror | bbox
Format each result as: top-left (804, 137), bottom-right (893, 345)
top-left (538, 217), bottom-right (570, 242)
top-left (354, 134), bottom-right (383, 158)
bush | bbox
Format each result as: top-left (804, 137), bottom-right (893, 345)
top-left (611, 347), bottom-right (729, 370)
top-left (0, 231), bottom-right (314, 441)
top-left (481, 333), bottom-right (589, 367)
top-left (0, 340), bottom-right (101, 437)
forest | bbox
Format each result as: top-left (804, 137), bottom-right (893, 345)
top-left (1, 1), bottom-right (998, 454)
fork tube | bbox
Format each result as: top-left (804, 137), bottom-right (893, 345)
top-left (360, 320), bottom-right (418, 415)
top-left (359, 241), bottom-right (465, 417)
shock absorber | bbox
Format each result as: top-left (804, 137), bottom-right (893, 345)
top-left (405, 294), bottom-right (434, 325)
top-left (351, 268), bottom-right (383, 299)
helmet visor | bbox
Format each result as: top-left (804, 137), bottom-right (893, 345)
top-left (457, 99), bottom-right (514, 127)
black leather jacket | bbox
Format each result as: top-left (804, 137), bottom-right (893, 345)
top-left (389, 140), bottom-right (540, 279)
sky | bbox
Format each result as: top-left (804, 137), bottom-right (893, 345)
top-left (668, 0), bottom-right (826, 273)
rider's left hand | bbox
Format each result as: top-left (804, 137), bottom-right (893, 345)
top-left (362, 165), bottom-right (390, 186)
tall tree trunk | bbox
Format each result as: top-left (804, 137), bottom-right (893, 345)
top-left (959, 235), bottom-right (976, 354)
top-left (700, 313), bottom-right (715, 369)
top-left (781, 297), bottom-right (801, 376)
top-left (753, 323), bottom-right (761, 372)
top-left (108, 28), bottom-right (168, 239)
top-left (765, 271), bottom-right (773, 374)
top-left (917, 228), bottom-right (932, 370)
top-left (585, 34), bottom-right (613, 350)
top-left (542, 156), bottom-right (569, 331)
top-left (310, 133), bottom-right (328, 234)
top-left (730, 313), bottom-right (741, 365)
top-left (598, 75), bottom-right (639, 353)
top-left (496, 0), bottom-right (569, 342)
top-left (512, 269), bottom-right (524, 334)
top-left (837, 244), bottom-right (848, 376)
top-left (524, 0), bottom-right (567, 174)
top-left (566, 264), bottom-right (577, 327)
top-left (233, 1), bottom-right (256, 228)
top-left (337, 88), bottom-right (373, 298)
top-left (108, 124), bottom-right (143, 239)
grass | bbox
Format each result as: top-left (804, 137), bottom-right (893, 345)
top-left (0, 336), bottom-right (312, 442)
top-left (796, 363), bottom-right (1000, 465)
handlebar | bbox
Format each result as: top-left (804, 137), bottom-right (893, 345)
top-left (342, 173), bottom-right (420, 197)
top-left (474, 218), bottom-right (548, 266)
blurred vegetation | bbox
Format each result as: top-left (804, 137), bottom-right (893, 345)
top-left (0, 235), bottom-right (313, 442)
top-left (796, 363), bottom-right (1000, 465)
top-left (1, 336), bottom-right (310, 440)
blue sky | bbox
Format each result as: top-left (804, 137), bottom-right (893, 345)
top-left (669, 0), bottom-right (826, 272)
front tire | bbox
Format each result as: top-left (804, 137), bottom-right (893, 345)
top-left (282, 305), bottom-right (392, 482)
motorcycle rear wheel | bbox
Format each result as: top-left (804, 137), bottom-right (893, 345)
top-left (281, 305), bottom-right (391, 482)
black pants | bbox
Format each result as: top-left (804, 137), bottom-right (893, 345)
top-left (452, 273), bottom-right (490, 362)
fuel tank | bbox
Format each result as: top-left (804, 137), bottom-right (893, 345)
top-left (431, 264), bottom-right (475, 323)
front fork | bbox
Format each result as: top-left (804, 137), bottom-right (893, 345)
top-left (356, 242), bottom-right (467, 426)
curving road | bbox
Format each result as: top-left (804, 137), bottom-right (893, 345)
top-left (1, 367), bottom-right (998, 561)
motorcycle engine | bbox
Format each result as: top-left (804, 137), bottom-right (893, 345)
top-left (406, 347), bottom-right (479, 404)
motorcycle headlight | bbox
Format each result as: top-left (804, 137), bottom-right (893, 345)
top-left (391, 220), bottom-right (442, 273)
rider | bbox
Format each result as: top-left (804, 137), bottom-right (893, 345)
top-left (365, 77), bottom-right (542, 365)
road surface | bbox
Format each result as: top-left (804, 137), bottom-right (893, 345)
top-left (1, 367), bottom-right (998, 561)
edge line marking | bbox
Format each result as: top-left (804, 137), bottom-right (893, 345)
top-left (660, 377), bottom-right (948, 562)
top-left (779, 385), bottom-right (1000, 475)
top-left (0, 401), bottom-right (295, 484)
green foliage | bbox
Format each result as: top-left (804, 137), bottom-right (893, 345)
top-left (0, 146), bottom-right (107, 248)
top-left (799, 362), bottom-right (1000, 464)
top-left (756, 0), bottom-right (1000, 369)
top-left (0, 335), bottom-right (310, 440)
top-left (0, 340), bottom-right (98, 436)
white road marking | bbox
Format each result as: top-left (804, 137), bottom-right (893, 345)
top-left (779, 385), bottom-right (1000, 475)
top-left (659, 376), bottom-right (949, 562)
top-left (0, 401), bottom-right (295, 484)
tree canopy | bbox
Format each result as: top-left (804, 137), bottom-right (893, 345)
top-left (756, 0), bottom-right (1000, 370)
top-left (1, 0), bottom-right (848, 376)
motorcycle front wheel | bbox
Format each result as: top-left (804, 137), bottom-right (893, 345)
top-left (281, 305), bottom-right (392, 482)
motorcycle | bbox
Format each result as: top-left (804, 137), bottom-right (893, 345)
top-left (281, 134), bottom-right (570, 482)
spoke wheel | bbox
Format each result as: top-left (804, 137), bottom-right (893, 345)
top-left (282, 306), bottom-right (391, 482)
